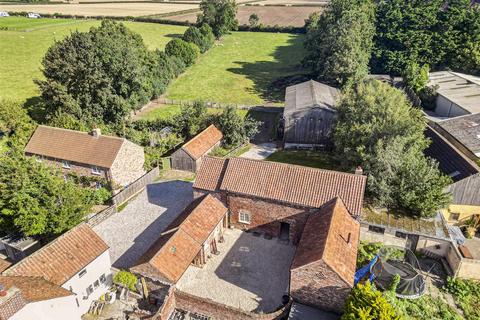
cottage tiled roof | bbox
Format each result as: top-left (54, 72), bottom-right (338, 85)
top-left (291, 197), bottom-right (359, 286)
top-left (0, 276), bottom-right (72, 303)
top-left (182, 125), bottom-right (223, 160)
top-left (4, 224), bottom-right (109, 285)
top-left (131, 195), bottom-right (227, 284)
top-left (194, 157), bottom-right (366, 215)
top-left (25, 125), bottom-right (126, 168)
top-left (0, 260), bottom-right (11, 273)
top-left (284, 80), bottom-right (339, 115)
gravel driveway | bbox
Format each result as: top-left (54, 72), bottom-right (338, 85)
top-left (94, 180), bottom-right (193, 269)
top-left (241, 143), bottom-right (277, 160)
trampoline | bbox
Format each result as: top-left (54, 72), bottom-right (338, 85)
top-left (370, 246), bottom-right (426, 299)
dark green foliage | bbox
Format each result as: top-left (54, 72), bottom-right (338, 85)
top-left (403, 62), bottom-right (429, 93)
top-left (0, 152), bottom-right (92, 237)
top-left (418, 85), bottom-right (438, 111)
top-left (197, 0), bottom-right (238, 39)
top-left (215, 105), bottom-right (261, 147)
top-left (303, 0), bottom-right (375, 86)
top-left (397, 295), bottom-right (463, 320)
top-left (0, 100), bottom-right (35, 149)
top-left (113, 270), bottom-right (138, 291)
top-left (182, 25), bottom-right (214, 53)
top-left (174, 101), bottom-right (208, 139)
top-left (144, 134), bottom-right (183, 171)
top-left (37, 20), bottom-right (160, 125)
top-left (199, 24), bottom-right (215, 48)
top-left (444, 277), bottom-right (480, 320)
top-left (334, 80), bottom-right (451, 217)
top-left (249, 13), bottom-right (259, 28)
top-left (342, 281), bottom-right (402, 320)
top-left (165, 38), bottom-right (200, 67)
top-left (356, 241), bottom-right (383, 268)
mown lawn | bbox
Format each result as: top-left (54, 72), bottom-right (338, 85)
top-left (165, 31), bottom-right (306, 106)
top-left (266, 150), bottom-right (343, 171)
top-left (137, 104), bottom-right (249, 121)
top-left (0, 17), bottom-right (186, 102)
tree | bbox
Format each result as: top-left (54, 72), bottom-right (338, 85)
top-left (37, 20), bottom-right (159, 125)
top-left (197, 0), bottom-right (238, 39)
top-left (248, 13), bottom-right (259, 28)
top-left (113, 270), bottom-right (138, 291)
top-left (402, 62), bottom-right (429, 93)
top-left (342, 281), bottom-right (402, 320)
top-left (334, 80), bottom-right (451, 216)
top-left (174, 101), bottom-right (208, 139)
top-left (0, 100), bottom-right (34, 149)
top-left (182, 25), bottom-right (215, 53)
top-left (303, 0), bottom-right (375, 86)
top-left (165, 38), bottom-right (200, 67)
top-left (216, 106), bottom-right (261, 147)
top-left (0, 152), bottom-right (92, 237)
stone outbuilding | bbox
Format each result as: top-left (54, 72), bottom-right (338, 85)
top-left (290, 197), bottom-right (360, 314)
top-left (282, 80), bottom-right (339, 149)
top-left (25, 125), bottom-right (145, 188)
top-left (171, 125), bottom-right (223, 172)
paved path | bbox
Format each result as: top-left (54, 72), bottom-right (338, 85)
top-left (94, 180), bottom-right (193, 269)
top-left (240, 143), bottom-right (277, 160)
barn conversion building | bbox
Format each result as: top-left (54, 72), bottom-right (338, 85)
top-left (171, 125), bottom-right (223, 172)
top-left (282, 80), bottom-right (339, 149)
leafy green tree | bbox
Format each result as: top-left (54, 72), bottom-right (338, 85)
top-left (0, 152), bottom-right (92, 237)
top-left (113, 270), bottom-right (138, 291)
top-left (342, 281), bottom-right (402, 320)
top-left (165, 38), bottom-right (200, 67)
top-left (175, 101), bottom-right (208, 139)
top-left (199, 23), bottom-right (215, 49)
top-left (334, 80), bottom-right (451, 216)
top-left (303, 0), bottom-right (375, 86)
top-left (197, 0), bottom-right (238, 39)
top-left (216, 106), bottom-right (261, 147)
top-left (0, 100), bottom-right (34, 149)
top-left (248, 13), bottom-right (259, 28)
top-left (182, 25), bottom-right (214, 53)
top-left (37, 20), bottom-right (159, 125)
top-left (403, 62), bottom-right (429, 93)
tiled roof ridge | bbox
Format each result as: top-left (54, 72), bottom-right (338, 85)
top-left (36, 125), bottom-right (126, 142)
top-left (181, 125), bottom-right (222, 160)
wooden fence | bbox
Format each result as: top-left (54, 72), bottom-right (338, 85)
top-left (86, 167), bottom-right (160, 227)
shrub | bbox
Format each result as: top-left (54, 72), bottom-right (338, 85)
top-left (165, 38), bottom-right (200, 66)
top-left (199, 24), bottom-right (215, 50)
top-left (249, 13), bottom-right (260, 28)
top-left (183, 26), bottom-right (213, 53)
top-left (215, 105), bottom-right (261, 148)
top-left (113, 270), bottom-right (137, 291)
top-left (356, 241), bottom-right (383, 268)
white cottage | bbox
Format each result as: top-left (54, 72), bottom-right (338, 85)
top-left (2, 223), bottom-right (112, 317)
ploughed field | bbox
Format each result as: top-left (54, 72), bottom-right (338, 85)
top-left (0, 17), bottom-right (187, 102)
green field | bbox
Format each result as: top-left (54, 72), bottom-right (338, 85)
top-left (0, 17), bottom-right (187, 102)
top-left (165, 31), bottom-right (306, 106)
top-left (137, 104), bottom-right (249, 121)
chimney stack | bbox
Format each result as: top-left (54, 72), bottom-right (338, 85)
top-left (355, 166), bottom-right (363, 175)
top-left (91, 128), bottom-right (101, 138)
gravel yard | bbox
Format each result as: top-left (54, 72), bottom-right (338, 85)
top-left (94, 180), bottom-right (193, 269)
top-left (176, 228), bottom-right (296, 313)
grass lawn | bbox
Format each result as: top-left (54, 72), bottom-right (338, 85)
top-left (266, 150), bottom-right (343, 171)
top-left (165, 31), bottom-right (306, 106)
top-left (0, 17), bottom-right (186, 102)
top-left (137, 104), bottom-right (249, 121)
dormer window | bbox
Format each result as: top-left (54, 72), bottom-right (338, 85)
top-left (91, 166), bottom-right (101, 175)
top-left (62, 160), bottom-right (71, 169)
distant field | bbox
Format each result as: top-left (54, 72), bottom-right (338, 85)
top-left (0, 17), bottom-right (187, 102)
top-left (165, 31), bottom-right (306, 105)
top-left (0, 2), bottom-right (198, 17)
top-left (166, 5), bottom-right (322, 27)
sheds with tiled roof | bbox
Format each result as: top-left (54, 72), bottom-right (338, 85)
top-left (25, 125), bottom-right (125, 168)
top-left (0, 276), bottom-right (72, 303)
top-left (4, 224), bottom-right (109, 285)
top-left (171, 125), bottom-right (223, 172)
top-left (0, 260), bottom-right (11, 273)
top-left (131, 195), bottom-right (227, 284)
top-left (192, 157), bottom-right (228, 192)
top-left (447, 174), bottom-right (480, 206)
top-left (193, 157), bottom-right (366, 216)
top-left (291, 197), bottom-right (359, 285)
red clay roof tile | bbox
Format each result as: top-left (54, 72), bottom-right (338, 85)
top-left (182, 125), bottom-right (223, 160)
top-left (0, 276), bottom-right (72, 303)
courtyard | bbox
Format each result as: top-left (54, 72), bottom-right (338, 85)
top-left (93, 180), bottom-right (193, 269)
top-left (176, 228), bottom-right (296, 313)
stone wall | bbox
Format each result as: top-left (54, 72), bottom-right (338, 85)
top-left (359, 226), bottom-right (407, 247)
top-left (110, 140), bottom-right (145, 187)
top-left (290, 260), bottom-right (351, 314)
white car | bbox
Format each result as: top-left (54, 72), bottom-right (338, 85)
top-left (0, 11), bottom-right (9, 17)
top-left (27, 12), bottom-right (41, 19)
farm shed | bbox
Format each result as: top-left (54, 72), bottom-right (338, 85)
top-left (171, 125), bottom-right (223, 172)
top-left (283, 80), bottom-right (339, 149)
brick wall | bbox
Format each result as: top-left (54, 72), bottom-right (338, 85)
top-left (228, 195), bottom-right (311, 244)
top-left (0, 289), bottom-right (27, 320)
top-left (110, 140), bottom-right (145, 187)
top-left (290, 260), bottom-right (351, 314)
top-left (157, 286), bottom-right (176, 320)
top-left (174, 290), bottom-right (291, 320)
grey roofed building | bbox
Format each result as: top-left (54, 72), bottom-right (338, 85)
top-left (436, 113), bottom-right (480, 160)
top-left (429, 71), bottom-right (480, 117)
top-left (283, 80), bottom-right (339, 148)
top-left (447, 174), bottom-right (480, 206)
top-left (424, 125), bottom-right (480, 182)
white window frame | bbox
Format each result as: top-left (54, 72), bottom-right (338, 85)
top-left (62, 160), bottom-right (71, 169)
top-left (91, 166), bottom-right (101, 175)
top-left (239, 210), bottom-right (251, 224)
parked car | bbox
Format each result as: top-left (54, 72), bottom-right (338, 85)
top-left (0, 11), bottom-right (9, 17)
top-left (27, 12), bottom-right (41, 19)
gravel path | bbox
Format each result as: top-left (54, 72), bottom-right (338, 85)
top-left (94, 180), bottom-right (193, 269)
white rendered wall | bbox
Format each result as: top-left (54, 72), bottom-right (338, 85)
top-left (11, 295), bottom-right (81, 320)
top-left (62, 250), bottom-right (113, 315)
